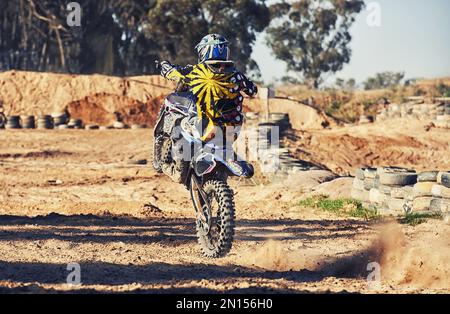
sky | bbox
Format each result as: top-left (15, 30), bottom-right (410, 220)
top-left (251, 0), bottom-right (450, 85)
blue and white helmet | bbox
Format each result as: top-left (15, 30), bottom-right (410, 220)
top-left (195, 34), bottom-right (232, 64)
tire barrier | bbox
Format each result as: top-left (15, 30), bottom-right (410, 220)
top-left (51, 112), bottom-right (69, 127)
top-left (1, 113), bottom-right (150, 131)
top-left (113, 121), bottom-right (128, 129)
top-left (21, 115), bottom-right (35, 129)
top-left (376, 102), bottom-right (450, 129)
top-left (239, 112), bottom-right (321, 180)
top-left (85, 124), bottom-right (99, 130)
top-left (36, 115), bottom-right (54, 129)
top-left (5, 115), bottom-right (21, 129)
top-left (68, 118), bottom-right (83, 129)
top-left (352, 167), bottom-right (450, 216)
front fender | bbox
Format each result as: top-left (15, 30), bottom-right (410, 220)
top-left (222, 160), bottom-right (254, 178)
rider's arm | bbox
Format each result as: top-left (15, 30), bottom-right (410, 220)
top-left (235, 72), bottom-right (258, 97)
top-left (160, 61), bottom-right (193, 82)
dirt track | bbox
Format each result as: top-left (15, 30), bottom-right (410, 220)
top-left (0, 128), bottom-right (449, 293)
top-left (285, 119), bottom-right (450, 175)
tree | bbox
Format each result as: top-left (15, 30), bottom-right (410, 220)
top-left (0, 0), bottom-right (270, 77)
top-left (280, 75), bottom-right (301, 85)
top-left (0, 0), bottom-right (154, 74)
top-left (144, 0), bottom-right (270, 76)
top-left (266, 0), bottom-right (365, 89)
top-left (335, 78), bottom-right (345, 89)
top-left (335, 77), bottom-right (356, 91)
top-left (363, 71), bottom-right (405, 90)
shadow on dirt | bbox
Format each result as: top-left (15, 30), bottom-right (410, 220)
top-left (0, 255), bottom-right (372, 293)
top-left (0, 213), bottom-right (374, 293)
top-left (0, 150), bottom-right (74, 159)
top-left (0, 258), bottom-right (368, 294)
top-left (0, 213), bottom-right (371, 244)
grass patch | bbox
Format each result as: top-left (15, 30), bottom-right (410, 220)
top-left (400, 212), bottom-right (442, 226)
top-left (298, 195), bottom-right (379, 220)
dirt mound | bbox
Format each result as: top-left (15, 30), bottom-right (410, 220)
top-left (0, 70), bottom-right (174, 125)
top-left (269, 99), bottom-right (337, 130)
top-left (285, 118), bottom-right (450, 175)
top-left (245, 97), bottom-right (337, 130)
top-left (66, 93), bottom-right (164, 126)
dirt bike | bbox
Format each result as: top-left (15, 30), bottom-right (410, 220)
top-left (152, 61), bottom-right (254, 258)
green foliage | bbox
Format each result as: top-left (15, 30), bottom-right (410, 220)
top-left (145, 0), bottom-right (270, 76)
top-left (325, 99), bottom-right (344, 116)
top-left (266, 0), bottom-right (365, 89)
top-left (400, 212), bottom-right (442, 226)
top-left (363, 71), bottom-right (405, 90)
top-left (0, 0), bottom-right (270, 76)
top-left (335, 77), bottom-right (356, 91)
top-left (436, 83), bottom-right (450, 97)
top-left (298, 195), bottom-right (379, 220)
top-left (280, 75), bottom-right (302, 85)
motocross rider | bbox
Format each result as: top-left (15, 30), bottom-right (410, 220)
top-left (157, 34), bottom-right (258, 182)
top-left (159, 34), bottom-right (258, 141)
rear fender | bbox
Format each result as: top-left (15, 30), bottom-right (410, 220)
top-left (153, 104), bottom-right (166, 135)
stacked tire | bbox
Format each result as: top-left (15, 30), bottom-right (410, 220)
top-left (267, 113), bottom-right (291, 135)
top-left (379, 168), bottom-right (417, 214)
top-left (113, 121), bottom-right (127, 129)
top-left (5, 116), bottom-right (21, 129)
top-left (68, 118), bottom-right (83, 129)
top-left (36, 115), bottom-right (54, 129)
top-left (257, 122), bottom-right (276, 151)
top-left (52, 112), bottom-right (69, 129)
top-left (376, 102), bottom-right (444, 122)
top-left (409, 171), bottom-right (440, 213)
top-left (352, 167), bottom-right (418, 215)
top-left (430, 172), bottom-right (450, 214)
top-left (433, 103), bottom-right (450, 129)
top-left (351, 167), bottom-right (375, 204)
top-left (85, 124), bottom-right (99, 130)
top-left (21, 115), bottom-right (35, 129)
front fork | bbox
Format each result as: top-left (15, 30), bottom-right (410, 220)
top-left (190, 174), bottom-right (212, 234)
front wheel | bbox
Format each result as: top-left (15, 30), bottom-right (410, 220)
top-left (195, 179), bottom-right (235, 258)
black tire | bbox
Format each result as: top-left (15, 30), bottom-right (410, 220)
top-left (196, 180), bottom-right (235, 258)
top-left (152, 134), bottom-right (165, 173)
top-left (0, 113), bottom-right (7, 129)
top-left (417, 171), bottom-right (439, 182)
top-left (441, 172), bottom-right (450, 188)
top-left (379, 172), bottom-right (417, 186)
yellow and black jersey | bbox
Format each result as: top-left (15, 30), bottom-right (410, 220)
top-left (160, 61), bottom-right (257, 140)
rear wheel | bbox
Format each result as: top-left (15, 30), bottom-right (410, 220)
top-left (152, 134), bottom-right (166, 173)
top-left (196, 179), bottom-right (235, 258)
top-left (160, 137), bottom-right (188, 183)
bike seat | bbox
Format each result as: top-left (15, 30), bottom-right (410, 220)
top-left (167, 93), bottom-right (194, 109)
